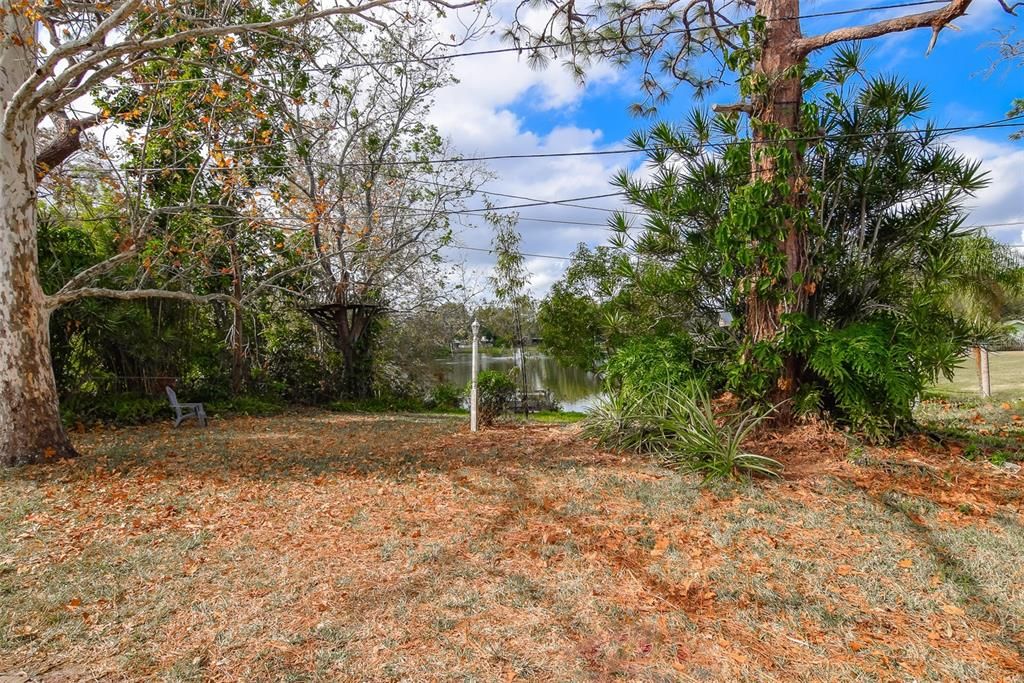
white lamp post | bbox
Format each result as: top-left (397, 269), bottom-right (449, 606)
top-left (470, 318), bottom-right (480, 432)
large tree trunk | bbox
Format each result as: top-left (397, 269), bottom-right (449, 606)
top-left (747, 0), bottom-right (809, 403)
top-left (335, 312), bottom-right (374, 400)
top-left (1, 19), bottom-right (77, 466)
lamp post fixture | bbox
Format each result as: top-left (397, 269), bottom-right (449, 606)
top-left (470, 318), bottom-right (480, 432)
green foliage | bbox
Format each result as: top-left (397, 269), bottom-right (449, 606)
top-left (205, 396), bottom-right (285, 417)
top-left (259, 311), bottom-right (347, 404)
top-left (537, 288), bottom-right (603, 371)
top-left (537, 245), bottom-right (619, 372)
top-left (543, 63), bottom-right (1024, 441)
top-left (60, 392), bottom-right (287, 427)
top-left (61, 394), bottom-right (169, 426)
top-left (583, 381), bottom-right (782, 482)
top-left (426, 383), bottom-right (464, 411)
top-left (582, 384), bottom-right (659, 453)
top-left (603, 335), bottom-right (699, 391)
top-left (473, 370), bottom-right (517, 426)
top-left (791, 317), bottom-right (960, 441)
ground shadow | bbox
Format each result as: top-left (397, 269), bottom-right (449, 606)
top-left (10, 412), bottom-right (618, 487)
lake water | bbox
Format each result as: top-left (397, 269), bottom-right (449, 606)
top-left (434, 351), bottom-right (602, 412)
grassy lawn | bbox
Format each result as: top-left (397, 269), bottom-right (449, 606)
top-left (929, 350), bottom-right (1024, 401)
top-left (2, 410), bottom-right (1024, 681)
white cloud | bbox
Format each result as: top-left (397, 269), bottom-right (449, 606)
top-left (429, 3), bottom-right (638, 297)
top-left (949, 134), bottom-right (1024, 243)
top-left (430, 3), bottom-right (1024, 299)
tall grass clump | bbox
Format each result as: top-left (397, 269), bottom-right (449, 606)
top-left (584, 381), bottom-right (782, 481)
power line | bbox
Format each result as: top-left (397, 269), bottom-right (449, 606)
top-left (451, 191), bottom-right (625, 214)
top-left (453, 218), bottom-right (1024, 265)
top-left (967, 220), bottom-right (1024, 230)
top-left (50, 115), bottom-right (1024, 176)
top-left (453, 244), bottom-right (573, 262)
top-left (44, 113), bottom-right (1024, 229)
top-left (418, 178), bottom-right (645, 216)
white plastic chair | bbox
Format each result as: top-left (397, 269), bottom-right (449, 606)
top-left (165, 386), bottom-right (207, 427)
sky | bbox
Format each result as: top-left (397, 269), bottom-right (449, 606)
top-left (428, 0), bottom-right (1024, 296)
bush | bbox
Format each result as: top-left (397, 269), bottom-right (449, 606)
top-left (61, 393), bottom-right (169, 426)
top-left (790, 314), bottom-right (964, 442)
top-left (206, 395), bottom-right (285, 417)
top-left (426, 382), bottom-right (464, 411)
top-left (472, 370), bottom-right (517, 426)
top-left (583, 381), bottom-right (782, 482)
top-left (603, 334), bottom-right (728, 394)
top-left (582, 384), bottom-right (662, 452)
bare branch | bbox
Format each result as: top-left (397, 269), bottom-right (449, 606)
top-left (54, 250), bottom-right (137, 294)
top-left (793, 0), bottom-right (978, 56)
top-left (998, 0), bottom-right (1023, 15)
top-left (3, 0), bottom-right (479, 137)
top-left (44, 288), bottom-right (239, 311)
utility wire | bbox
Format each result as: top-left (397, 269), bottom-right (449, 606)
top-left (51, 115), bottom-right (1024, 176)
top-left (450, 216), bottom-right (1024, 264)
top-left (45, 116), bottom-right (1024, 226)
top-left (453, 244), bottom-right (573, 262)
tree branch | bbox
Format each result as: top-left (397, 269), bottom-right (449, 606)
top-left (793, 0), bottom-right (977, 56)
top-left (712, 102), bottom-right (752, 115)
top-left (45, 288), bottom-right (240, 311)
top-left (54, 249), bottom-right (137, 294)
top-left (998, 0), bottom-right (1023, 15)
top-left (35, 112), bottom-right (102, 179)
top-left (4, 0), bottom-right (478, 137)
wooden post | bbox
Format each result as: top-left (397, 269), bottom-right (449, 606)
top-left (470, 318), bottom-right (480, 432)
top-left (979, 346), bottom-right (992, 399)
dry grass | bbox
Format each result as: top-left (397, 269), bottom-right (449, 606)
top-left (2, 410), bottom-right (1023, 681)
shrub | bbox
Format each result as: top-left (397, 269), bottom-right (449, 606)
top-left (472, 370), bottom-right (517, 426)
top-left (790, 314), bottom-right (964, 442)
top-left (61, 393), bottom-right (169, 426)
top-left (604, 335), bottom-right (698, 392)
top-left (584, 381), bottom-right (782, 482)
top-left (206, 395), bottom-right (285, 417)
top-left (582, 384), bottom-right (663, 452)
top-left (426, 382), bottom-right (465, 411)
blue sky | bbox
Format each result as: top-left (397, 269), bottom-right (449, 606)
top-left (432, 1), bottom-right (1024, 295)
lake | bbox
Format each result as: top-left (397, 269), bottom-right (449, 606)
top-left (434, 351), bottom-right (602, 412)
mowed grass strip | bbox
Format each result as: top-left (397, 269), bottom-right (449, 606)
top-left (929, 350), bottom-right (1024, 401)
top-left (1, 412), bottom-right (1023, 681)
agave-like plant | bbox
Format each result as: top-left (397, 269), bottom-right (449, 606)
top-left (582, 384), bottom-right (663, 453)
top-left (654, 382), bottom-right (783, 481)
top-left (584, 380), bottom-right (782, 482)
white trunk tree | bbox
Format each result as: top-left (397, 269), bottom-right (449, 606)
top-left (0, 0), bottom-right (478, 466)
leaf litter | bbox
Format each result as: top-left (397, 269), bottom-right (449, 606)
top-left (1, 411), bottom-right (1022, 681)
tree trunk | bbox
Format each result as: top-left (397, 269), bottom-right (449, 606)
top-left (338, 332), bottom-right (374, 400)
top-left (1, 21), bottom-right (77, 466)
top-left (748, 0), bottom-right (809, 403)
top-left (229, 237), bottom-right (246, 395)
top-left (332, 307), bottom-right (374, 400)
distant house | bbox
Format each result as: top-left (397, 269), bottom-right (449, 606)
top-left (450, 336), bottom-right (493, 352)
